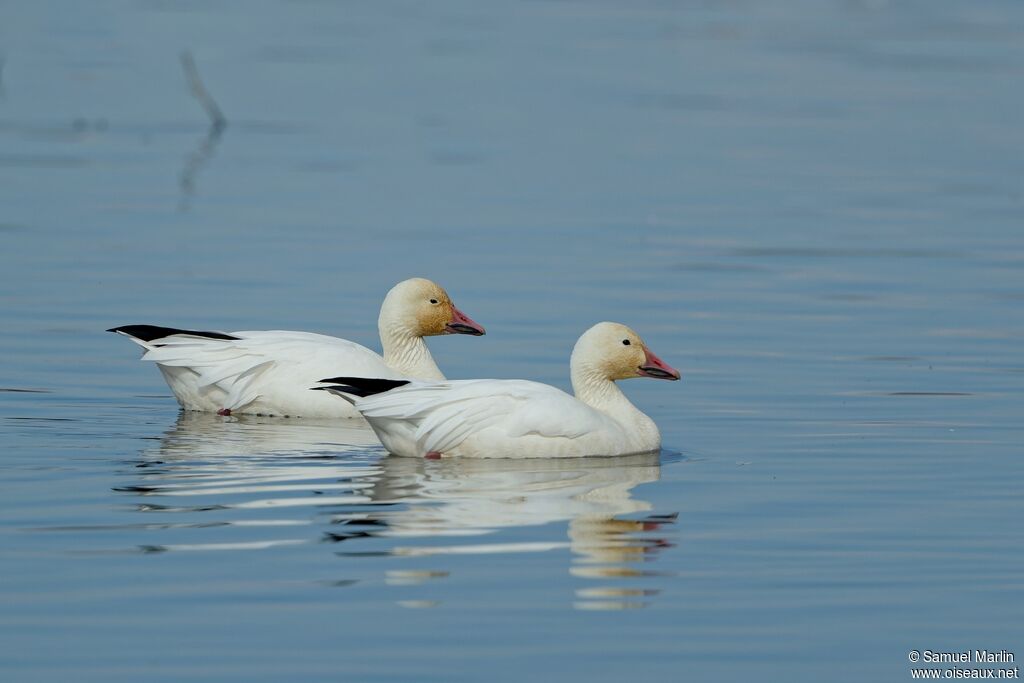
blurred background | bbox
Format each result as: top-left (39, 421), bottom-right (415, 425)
top-left (1, 1), bottom-right (1022, 681)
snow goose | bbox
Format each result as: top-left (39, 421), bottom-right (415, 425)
top-left (109, 278), bottom-right (485, 418)
top-left (317, 322), bottom-right (679, 458)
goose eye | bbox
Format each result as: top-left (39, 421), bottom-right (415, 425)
top-left (429, 299), bottom-right (439, 305)
top-left (622, 339), bottom-right (631, 346)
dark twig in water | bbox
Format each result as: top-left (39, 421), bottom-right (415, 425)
top-left (178, 51), bottom-right (226, 210)
top-left (180, 50), bottom-right (226, 130)
top-left (178, 122), bottom-right (224, 211)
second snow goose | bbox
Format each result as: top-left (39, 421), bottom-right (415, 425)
top-left (109, 278), bottom-right (485, 418)
top-left (318, 322), bottom-right (679, 458)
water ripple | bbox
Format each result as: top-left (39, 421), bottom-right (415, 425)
top-left (98, 412), bottom-right (681, 609)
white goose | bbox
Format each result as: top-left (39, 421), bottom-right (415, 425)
top-left (109, 278), bottom-right (485, 418)
top-left (318, 322), bottom-right (680, 458)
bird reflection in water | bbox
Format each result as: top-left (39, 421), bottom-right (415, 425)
top-left (337, 453), bottom-right (678, 610)
top-left (121, 410), bottom-right (382, 518)
top-left (119, 412), bottom-right (678, 609)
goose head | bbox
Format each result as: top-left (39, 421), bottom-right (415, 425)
top-left (379, 278), bottom-right (486, 338)
top-left (571, 322), bottom-right (680, 382)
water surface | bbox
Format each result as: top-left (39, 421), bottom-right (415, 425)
top-left (1, 1), bottom-right (1022, 681)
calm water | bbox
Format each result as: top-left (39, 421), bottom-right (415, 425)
top-left (2, 1), bottom-right (1022, 681)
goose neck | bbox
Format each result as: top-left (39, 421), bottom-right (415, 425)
top-left (379, 319), bottom-right (444, 380)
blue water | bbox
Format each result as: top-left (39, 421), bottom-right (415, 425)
top-left (1, 1), bottom-right (1022, 681)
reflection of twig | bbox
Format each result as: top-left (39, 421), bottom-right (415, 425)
top-left (178, 51), bottom-right (227, 211)
top-left (180, 50), bottom-right (226, 130)
top-left (178, 122), bottom-right (224, 211)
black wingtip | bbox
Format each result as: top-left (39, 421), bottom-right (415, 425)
top-left (316, 377), bottom-right (410, 398)
top-left (311, 386), bottom-right (359, 405)
top-left (107, 324), bottom-right (240, 342)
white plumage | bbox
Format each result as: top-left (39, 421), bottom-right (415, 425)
top-left (110, 278), bottom-right (484, 418)
top-left (323, 322), bottom-right (680, 458)
top-left (142, 331), bottom-right (399, 417)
